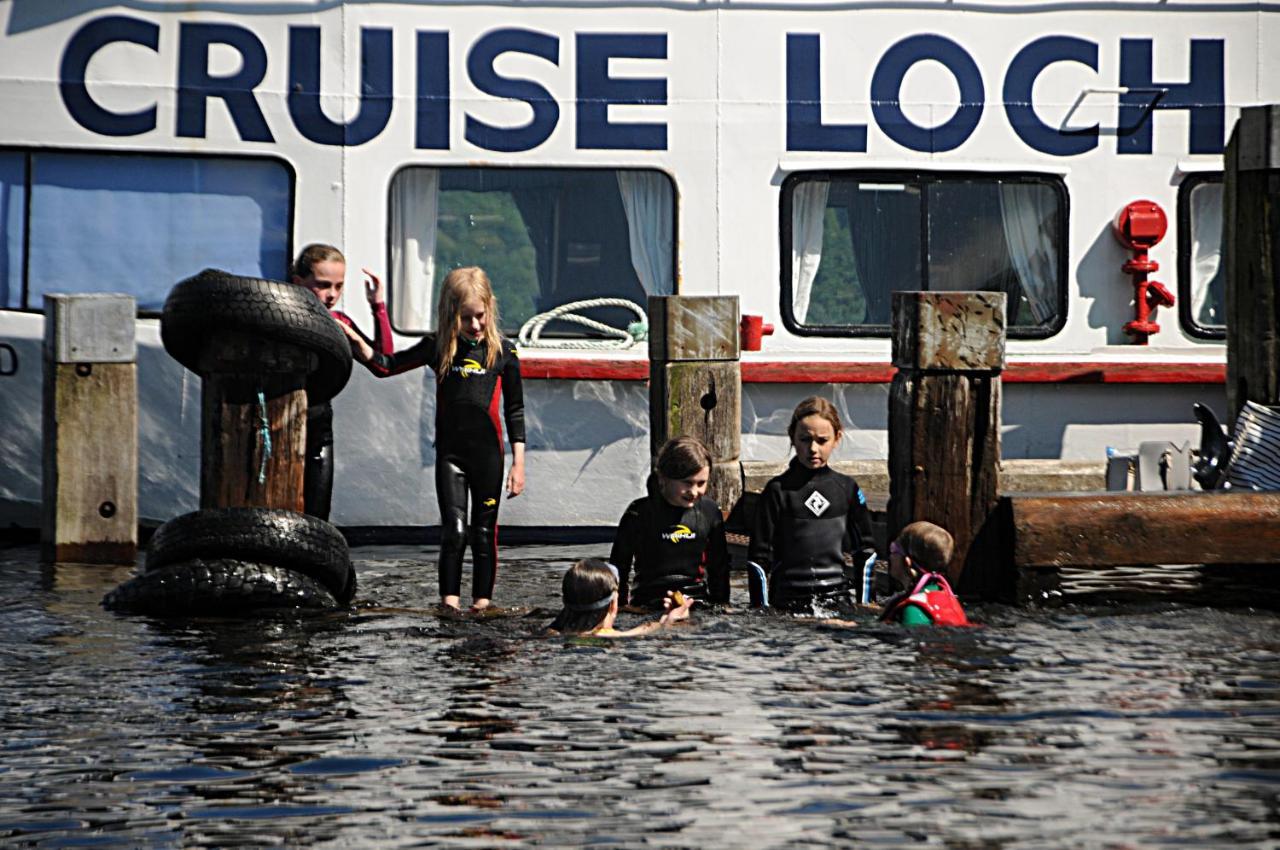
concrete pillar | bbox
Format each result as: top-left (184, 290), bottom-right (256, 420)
top-left (41, 294), bottom-right (137, 564)
top-left (888, 291), bottom-right (1005, 590)
top-left (647, 295), bottom-right (743, 511)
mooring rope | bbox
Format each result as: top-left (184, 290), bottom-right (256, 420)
top-left (256, 390), bottom-right (272, 484)
top-left (517, 298), bottom-right (648, 350)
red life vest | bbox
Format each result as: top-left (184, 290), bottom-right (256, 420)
top-left (889, 572), bottom-right (970, 626)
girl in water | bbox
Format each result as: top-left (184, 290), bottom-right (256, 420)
top-left (343, 267), bottom-right (524, 612)
top-left (548, 559), bottom-right (693, 637)
top-left (748, 396), bottom-right (876, 613)
top-left (291, 243), bottom-right (392, 520)
top-left (609, 435), bottom-right (730, 608)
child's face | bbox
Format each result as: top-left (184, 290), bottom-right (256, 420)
top-left (658, 465), bottom-right (710, 508)
top-left (296, 259), bottom-right (345, 309)
top-left (888, 540), bottom-right (914, 588)
top-left (459, 296), bottom-right (488, 341)
top-left (791, 414), bottom-right (840, 469)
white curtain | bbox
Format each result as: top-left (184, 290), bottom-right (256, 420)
top-left (790, 180), bottom-right (829, 324)
top-left (1190, 182), bottom-right (1224, 324)
top-left (998, 183), bottom-right (1057, 325)
top-left (390, 168), bottom-right (440, 332)
top-left (615, 171), bottom-right (674, 294)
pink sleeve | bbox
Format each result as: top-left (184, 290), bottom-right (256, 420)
top-left (371, 301), bottom-right (394, 356)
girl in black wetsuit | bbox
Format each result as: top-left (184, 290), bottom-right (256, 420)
top-left (342, 267), bottom-right (525, 612)
top-left (609, 436), bottom-right (730, 608)
top-left (292, 243), bottom-right (392, 520)
top-left (748, 396), bottom-right (876, 612)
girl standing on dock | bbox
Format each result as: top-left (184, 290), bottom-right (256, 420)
top-left (342, 267), bottom-right (525, 612)
top-left (292, 243), bottom-right (392, 520)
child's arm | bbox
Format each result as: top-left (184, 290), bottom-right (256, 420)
top-left (362, 269), bottom-right (394, 356)
top-left (502, 343), bottom-right (526, 496)
top-left (747, 482), bottom-right (781, 570)
top-left (706, 503), bottom-right (731, 605)
top-left (847, 481), bottom-right (875, 552)
top-left (341, 330), bottom-right (435, 378)
top-left (608, 503), bottom-right (641, 606)
top-left (612, 592), bottom-right (693, 637)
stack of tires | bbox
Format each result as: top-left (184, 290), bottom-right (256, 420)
top-left (103, 270), bottom-right (356, 616)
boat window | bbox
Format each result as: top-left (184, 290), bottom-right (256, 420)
top-left (1177, 173), bottom-right (1225, 339)
top-left (781, 172), bottom-right (1067, 338)
top-left (0, 151), bottom-right (292, 313)
top-left (388, 167), bottom-right (674, 336)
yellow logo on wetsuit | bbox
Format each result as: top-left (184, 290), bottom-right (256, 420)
top-left (456, 358), bottom-right (485, 377)
top-left (483, 497), bottom-right (497, 507)
top-left (662, 524), bottom-right (696, 543)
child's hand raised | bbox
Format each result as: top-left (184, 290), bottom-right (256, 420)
top-left (659, 590), bottom-right (694, 625)
top-left (362, 268), bottom-right (385, 305)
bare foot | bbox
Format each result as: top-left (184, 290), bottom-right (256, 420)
top-left (470, 599), bottom-right (492, 613)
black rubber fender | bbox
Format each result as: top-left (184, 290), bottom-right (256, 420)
top-left (103, 559), bottom-right (338, 616)
top-left (146, 507), bottom-right (355, 604)
top-left (161, 269), bottom-right (353, 403)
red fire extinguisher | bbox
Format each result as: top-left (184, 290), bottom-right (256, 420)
top-left (1112, 200), bottom-right (1175, 345)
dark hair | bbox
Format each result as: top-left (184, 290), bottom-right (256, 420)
top-left (291, 243), bottom-right (345, 280)
top-left (548, 559), bottom-right (618, 634)
top-left (655, 436), bottom-right (712, 481)
top-left (787, 396), bottom-right (843, 440)
top-left (897, 521), bottom-right (955, 574)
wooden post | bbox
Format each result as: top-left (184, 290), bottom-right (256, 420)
top-left (888, 291), bottom-right (1005, 589)
top-left (41, 294), bottom-right (137, 564)
top-left (1224, 104), bottom-right (1280, 425)
top-left (648, 295), bottom-right (743, 510)
top-left (199, 331), bottom-right (311, 511)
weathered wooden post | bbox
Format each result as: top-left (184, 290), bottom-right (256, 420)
top-left (1224, 103), bottom-right (1280, 424)
top-left (888, 292), bottom-right (1005, 588)
top-left (41, 294), bottom-right (137, 564)
top-left (199, 332), bottom-right (310, 511)
top-left (648, 295), bottom-right (743, 511)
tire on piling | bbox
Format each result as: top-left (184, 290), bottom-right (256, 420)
top-left (146, 508), bottom-right (355, 604)
top-left (161, 269), bottom-right (353, 403)
top-left (103, 559), bottom-right (338, 616)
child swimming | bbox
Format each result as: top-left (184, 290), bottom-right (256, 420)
top-left (547, 559), bottom-right (693, 637)
top-left (748, 396), bottom-right (876, 612)
top-left (609, 436), bottom-right (730, 608)
top-left (342, 266), bottom-right (524, 612)
top-left (879, 521), bottom-right (970, 626)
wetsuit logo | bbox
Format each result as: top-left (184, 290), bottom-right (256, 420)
top-left (662, 524), bottom-right (696, 543)
top-left (455, 358), bottom-right (486, 378)
top-left (804, 491), bottom-right (830, 516)
top-left (483, 497), bottom-right (497, 507)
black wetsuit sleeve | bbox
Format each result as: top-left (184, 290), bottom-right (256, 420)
top-left (609, 502), bottom-right (642, 606)
top-left (748, 481), bottom-right (780, 570)
top-left (502, 344), bottom-right (526, 446)
top-left (706, 503), bottom-right (730, 604)
top-left (366, 333), bottom-right (436, 378)
top-left (847, 481), bottom-right (874, 552)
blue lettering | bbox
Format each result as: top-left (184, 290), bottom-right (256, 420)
top-left (785, 33), bottom-right (867, 152)
top-left (1119, 39), bottom-right (1224, 155)
top-left (870, 35), bottom-right (984, 153)
top-left (576, 34), bottom-right (667, 151)
top-left (1004, 37), bottom-right (1098, 156)
top-left (465, 29), bottom-right (560, 153)
top-left (177, 23), bottom-right (273, 142)
top-left (416, 31), bottom-right (450, 150)
top-left (60, 16), bottom-right (158, 137)
top-left (288, 27), bottom-right (393, 146)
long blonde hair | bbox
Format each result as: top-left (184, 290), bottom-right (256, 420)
top-left (434, 267), bottom-right (502, 374)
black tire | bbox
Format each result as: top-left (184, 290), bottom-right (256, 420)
top-left (161, 269), bottom-right (353, 403)
top-left (147, 508), bottom-right (355, 604)
top-left (103, 559), bottom-right (338, 616)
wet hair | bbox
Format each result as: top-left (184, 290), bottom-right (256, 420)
top-left (787, 396), bottom-right (843, 440)
top-left (896, 521), bottom-right (955, 575)
top-left (291, 243), bottom-right (345, 281)
top-left (548, 559), bottom-right (618, 634)
top-left (656, 436), bottom-right (712, 482)
top-left (435, 266), bottom-right (503, 374)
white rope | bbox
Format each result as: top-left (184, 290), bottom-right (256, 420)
top-left (517, 298), bottom-right (648, 350)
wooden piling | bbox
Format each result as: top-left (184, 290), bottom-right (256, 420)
top-left (888, 291), bottom-right (1005, 589)
top-left (41, 294), bottom-right (137, 565)
top-left (647, 295), bottom-right (743, 510)
top-left (198, 331), bottom-right (311, 511)
top-left (1224, 103), bottom-right (1280, 425)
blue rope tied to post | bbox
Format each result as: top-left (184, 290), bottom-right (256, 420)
top-left (256, 390), bottom-right (272, 484)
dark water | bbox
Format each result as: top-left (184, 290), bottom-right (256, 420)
top-left (2, 543), bottom-right (1279, 848)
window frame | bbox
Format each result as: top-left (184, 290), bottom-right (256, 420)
top-left (385, 163), bottom-right (679, 338)
top-left (0, 145), bottom-right (296, 318)
top-left (1176, 170), bottom-right (1226, 341)
top-left (778, 169), bottom-right (1070, 340)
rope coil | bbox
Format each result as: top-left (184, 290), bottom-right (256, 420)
top-left (517, 298), bottom-right (648, 350)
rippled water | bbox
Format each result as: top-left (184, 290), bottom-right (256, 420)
top-left (2, 543), bottom-right (1279, 848)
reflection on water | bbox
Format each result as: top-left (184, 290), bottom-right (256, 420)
top-left (2, 543), bottom-right (1278, 848)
